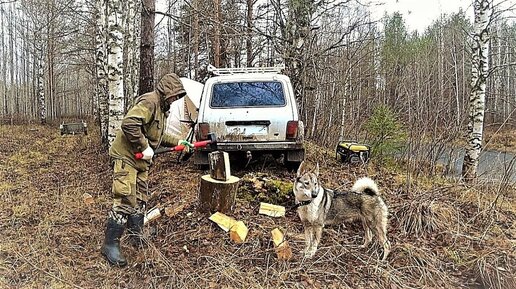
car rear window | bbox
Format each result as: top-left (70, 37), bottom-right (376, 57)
top-left (210, 81), bottom-right (285, 107)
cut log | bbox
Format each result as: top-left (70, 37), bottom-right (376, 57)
top-left (82, 193), bottom-right (94, 205)
top-left (198, 174), bottom-right (240, 214)
top-left (209, 212), bottom-right (237, 232)
top-left (271, 228), bottom-right (293, 261)
top-left (271, 228), bottom-right (285, 247)
top-left (209, 151), bottom-right (231, 181)
top-left (144, 207), bottom-right (161, 225)
top-left (164, 204), bottom-right (185, 217)
top-left (259, 202), bottom-right (285, 217)
top-left (229, 221), bottom-right (248, 244)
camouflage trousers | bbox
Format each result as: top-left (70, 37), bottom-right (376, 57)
top-left (111, 159), bottom-right (149, 216)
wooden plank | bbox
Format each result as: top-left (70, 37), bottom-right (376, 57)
top-left (144, 207), bottom-right (161, 225)
top-left (164, 204), bottom-right (185, 217)
top-left (208, 212), bottom-right (236, 232)
top-left (259, 202), bottom-right (285, 217)
top-left (229, 221), bottom-right (248, 244)
top-left (271, 228), bottom-right (285, 247)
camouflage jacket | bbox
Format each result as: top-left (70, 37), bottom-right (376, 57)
top-left (109, 74), bottom-right (186, 171)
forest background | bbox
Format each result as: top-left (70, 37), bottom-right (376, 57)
top-left (0, 1), bottom-right (515, 288)
top-left (0, 0), bottom-right (514, 139)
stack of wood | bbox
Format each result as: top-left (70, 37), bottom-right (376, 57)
top-left (198, 151), bottom-right (240, 214)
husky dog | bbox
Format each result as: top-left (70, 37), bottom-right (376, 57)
top-left (293, 161), bottom-right (391, 260)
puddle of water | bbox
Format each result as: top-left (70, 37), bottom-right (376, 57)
top-left (437, 149), bottom-right (515, 182)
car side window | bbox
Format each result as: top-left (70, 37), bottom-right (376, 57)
top-left (211, 81), bottom-right (285, 107)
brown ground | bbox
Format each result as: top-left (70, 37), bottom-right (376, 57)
top-left (0, 124), bottom-right (514, 289)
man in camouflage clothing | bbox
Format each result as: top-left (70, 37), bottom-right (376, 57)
top-left (101, 73), bottom-right (192, 266)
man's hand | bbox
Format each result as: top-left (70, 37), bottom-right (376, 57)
top-left (141, 146), bottom-right (154, 160)
top-left (178, 139), bottom-right (194, 153)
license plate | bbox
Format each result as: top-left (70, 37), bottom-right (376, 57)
top-left (227, 125), bottom-right (268, 136)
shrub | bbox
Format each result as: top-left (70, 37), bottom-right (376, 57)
top-left (364, 105), bottom-right (406, 162)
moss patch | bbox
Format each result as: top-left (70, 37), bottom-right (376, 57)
top-left (237, 173), bottom-right (294, 206)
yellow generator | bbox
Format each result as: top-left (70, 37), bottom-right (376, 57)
top-left (335, 141), bottom-right (370, 164)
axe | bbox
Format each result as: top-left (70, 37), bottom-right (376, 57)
top-left (135, 133), bottom-right (217, 160)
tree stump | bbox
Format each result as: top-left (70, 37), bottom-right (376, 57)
top-left (198, 174), bottom-right (240, 214)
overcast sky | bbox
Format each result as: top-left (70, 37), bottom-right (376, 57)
top-left (368, 0), bottom-right (474, 32)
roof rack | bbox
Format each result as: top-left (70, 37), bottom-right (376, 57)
top-left (208, 64), bottom-right (285, 76)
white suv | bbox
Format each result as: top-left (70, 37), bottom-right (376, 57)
top-left (193, 66), bottom-right (305, 169)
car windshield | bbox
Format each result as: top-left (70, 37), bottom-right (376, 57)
top-left (210, 81), bottom-right (285, 107)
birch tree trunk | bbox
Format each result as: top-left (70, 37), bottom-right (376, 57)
top-left (22, 21), bottom-right (30, 118)
top-left (462, 0), bottom-right (492, 182)
top-left (1, 7), bottom-right (6, 116)
top-left (107, 0), bottom-right (125, 146)
top-left (14, 9), bottom-right (20, 116)
top-left (46, 0), bottom-right (56, 120)
top-left (37, 52), bottom-right (46, 124)
top-left (9, 7), bottom-right (15, 117)
top-left (96, 0), bottom-right (109, 144)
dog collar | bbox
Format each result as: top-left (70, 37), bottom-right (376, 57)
top-left (293, 200), bottom-right (312, 209)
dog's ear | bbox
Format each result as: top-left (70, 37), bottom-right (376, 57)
top-left (315, 163), bottom-right (319, 176)
top-left (297, 161), bottom-right (307, 177)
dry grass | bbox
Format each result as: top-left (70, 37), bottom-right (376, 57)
top-left (484, 126), bottom-right (516, 154)
top-left (395, 198), bottom-right (447, 237)
top-left (0, 124), bottom-right (514, 289)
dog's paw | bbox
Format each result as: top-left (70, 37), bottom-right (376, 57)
top-left (303, 248), bottom-right (316, 258)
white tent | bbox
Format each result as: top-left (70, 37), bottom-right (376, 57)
top-left (165, 78), bottom-right (204, 139)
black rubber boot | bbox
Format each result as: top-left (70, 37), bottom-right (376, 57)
top-left (127, 214), bottom-right (146, 248)
top-left (101, 218), bottom-right (127, 267)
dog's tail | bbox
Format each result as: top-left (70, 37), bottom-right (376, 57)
top-left (352, 177), bottom-right (379, 196)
